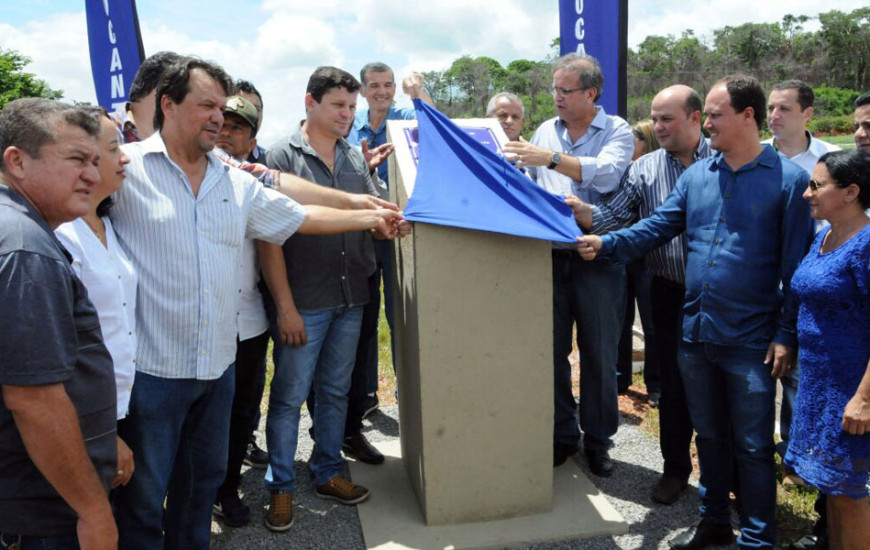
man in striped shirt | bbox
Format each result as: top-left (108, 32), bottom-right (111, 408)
top-left (570, 85), bottom-right (710, 505)
top-left (109, 57), bottom-right (403, 550)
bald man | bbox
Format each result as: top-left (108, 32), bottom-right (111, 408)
top-left (569, 85), bottom-right (710, 505)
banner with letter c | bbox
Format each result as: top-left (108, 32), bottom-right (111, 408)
top-left (559, 0), bottom-right (628, 118)
top-left (85, 0), bottom-right (145, 112)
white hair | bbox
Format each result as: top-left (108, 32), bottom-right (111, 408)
top-left (486, 92), bottom-right (525, 117)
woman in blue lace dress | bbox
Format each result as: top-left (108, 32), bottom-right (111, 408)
top-left (786, 150), bottom-right (870, 550)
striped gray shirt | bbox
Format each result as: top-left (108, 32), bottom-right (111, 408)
top-left (111, 133), bottom-right (306, 380)
top-left (590, 138), bottom-right (712, 284)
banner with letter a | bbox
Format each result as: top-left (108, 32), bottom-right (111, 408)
top-left (85, 0), bottom-right (145, 112)
top-left (559, 0), bottom-right (628, 118)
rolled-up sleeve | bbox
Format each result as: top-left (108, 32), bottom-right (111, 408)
top-left (577, 120), bottom-right (634, 194)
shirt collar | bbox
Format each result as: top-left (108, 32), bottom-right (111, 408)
top-left (0, 184), bottom-right (53, 234)
top-left (141, 132), bottom-right (225, 173)
top-left (289, 125), bottom-right (350, 156)
top-left (555, 105), bottom-right (608, 141)
top-left (712, 143), bottom-right (779, 172)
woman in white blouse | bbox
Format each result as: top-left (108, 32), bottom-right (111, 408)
top-left (56, 109), bottom-right (136, 488)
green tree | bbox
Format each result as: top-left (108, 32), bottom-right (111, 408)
top-left (0, 48), bottom-right (63, 110)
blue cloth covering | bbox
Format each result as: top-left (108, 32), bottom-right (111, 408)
top-left (403, 100), bottom-right (580, 243)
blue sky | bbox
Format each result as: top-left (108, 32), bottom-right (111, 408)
top-left (1, 0), bottom-right (859, 144)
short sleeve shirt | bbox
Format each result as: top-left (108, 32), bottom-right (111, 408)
top-left (265, 129), bottom-right (377, 311)
top-left (0, 186), bottom-right (117, 536)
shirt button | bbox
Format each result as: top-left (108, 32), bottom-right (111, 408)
top-left (720, 216), bottom-right (726, 222)
top-left (707, 260), bottom-right (713, 266)
top-left (199, 350), bottom-right (206, 356)
top-left (341, 276), bottom-right (346, 280)
top-left (703, 284), bottom-right (709, 290)
top-left (714, 238), bottom-right (720, 244)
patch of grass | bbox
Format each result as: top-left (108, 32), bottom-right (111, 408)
top-left (822, 134), bottom-right (857, 149)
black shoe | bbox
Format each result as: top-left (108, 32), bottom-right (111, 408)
top-left (213, 492), bottom-right (251, 527)
top-left (553, 441), bottom-right (579, 467)
top-left (648, 391), bottom-right (661, 408)
top-left (668, 521), bottom-right (735, 549)
top-left (361, 394), bottom-right (379, 421)
top-left (342, 433), bottom-right (385, 465)
top-left (789, 533), bottom-right (828, 550)
top-left (652, 475), bottom-right (687, 505)
top-left (243, 441), bottom-right (269, 470)
top-left (584, 448), bottom-right (614, 477)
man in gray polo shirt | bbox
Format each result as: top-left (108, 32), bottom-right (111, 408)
top-left (0, 98), bottom-right (118, 549)
top-left (258, 66), bottom-right (409, 532)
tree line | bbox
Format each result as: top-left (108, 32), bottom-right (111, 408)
top-left (423, 8), bottom-right (869, 138)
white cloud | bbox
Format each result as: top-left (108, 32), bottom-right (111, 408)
top-left (0, 12), bottom-right (94, 104)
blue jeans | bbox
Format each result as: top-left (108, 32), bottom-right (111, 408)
top-left (777, 361), bottom-right (800, 455)
top-left (678, 342), bottom-right (777, 548)
top-left (266, 306), bottom-right (363, 492)
top-left (114, 367), bottom-right (236, 550)
top-left (552, 252), bottom-right (625, 450)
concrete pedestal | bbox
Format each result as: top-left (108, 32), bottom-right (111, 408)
top-left (387, 119), bottom-right (554, 526)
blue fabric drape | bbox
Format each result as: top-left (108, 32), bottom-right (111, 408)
top-left (403, 100), bottom-right (580, 243)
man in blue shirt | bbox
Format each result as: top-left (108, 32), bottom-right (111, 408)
top-left (343, 62), bottom-right (433, 464)
top-left (570, 84), bottom-right (711, 505)
top-left (578, 75), bottom-right (815, 549)
top-left (503, 53), bottom-right (634, 476)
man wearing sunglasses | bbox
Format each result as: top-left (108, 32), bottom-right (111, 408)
top-left (503, 53), bottom-right (633, 477)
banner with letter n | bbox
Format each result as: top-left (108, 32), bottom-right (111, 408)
top-left (85, 0), bottom-right (145, 112)
top-left (559, 0), bottom-right (628, 118)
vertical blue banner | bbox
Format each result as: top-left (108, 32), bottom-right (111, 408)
top-left (85, 0), bottom-right (145, 112)
top-left (559, 0), bottom-right (628, 118)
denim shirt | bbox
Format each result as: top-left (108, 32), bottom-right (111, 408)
top-left (347, 106), bottom-right (416, 183)
top-left (600, 145), bottom-right (814, 349)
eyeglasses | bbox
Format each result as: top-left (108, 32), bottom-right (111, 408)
top-left (548, 85), bottom-right (589, 98)
top-left (807, 179), bottom-right (830, 191)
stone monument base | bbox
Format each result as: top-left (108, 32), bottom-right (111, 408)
top-left (350, 440), bottom-right (627, 550)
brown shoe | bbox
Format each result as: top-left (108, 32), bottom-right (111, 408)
top-left (264, 491), bottom-right (294, 532)
top-left (315, 475), bottom-right (370, 505)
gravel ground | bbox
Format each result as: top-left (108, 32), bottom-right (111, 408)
top-left (211, 406), bottom-right (737, 550)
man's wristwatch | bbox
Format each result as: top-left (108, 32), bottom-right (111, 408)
top-left (548, 152), bottom-right (562, 170)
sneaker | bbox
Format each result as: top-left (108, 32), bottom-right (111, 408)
top-left (361, 394), bottom-right (379, 421)
top-left (213, 492), bottom-right (251, 527)
top-left (264, 491), bottom-right (294, 532)
top-left (243, 441), bottom-right (268, 470)
top-left (315, 475), bottom-right (370, 505)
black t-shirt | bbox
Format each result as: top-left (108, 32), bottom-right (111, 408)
top-left (0, 186), bottom-right (117, 536)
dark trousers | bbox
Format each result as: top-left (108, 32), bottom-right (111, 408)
top-left (617, 259), bottom-right (660, 393)
top-left (552, 252), bottom-right (625, 451)
top-left (218, 331), bottom-right (269, 498)
top-left (651, 275), bottom-right (694, 482)
top-left (343, 240), bottom-right (394, 436)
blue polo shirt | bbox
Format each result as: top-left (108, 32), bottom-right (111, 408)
top-left (0, 186), bottom-right (117, 536)
top-left (347, 105), bottom-right (416, 184)
top-left (599, 145), bottom-right (815, 349)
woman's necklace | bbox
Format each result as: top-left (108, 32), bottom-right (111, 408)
top-left (83, 216), bottom-right (107, 247)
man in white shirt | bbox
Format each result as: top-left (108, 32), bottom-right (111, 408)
top-left (764, 80), bottom-right (840, 173)
top-left (110, 57), bottom-right (403, 549)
